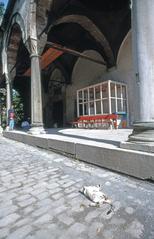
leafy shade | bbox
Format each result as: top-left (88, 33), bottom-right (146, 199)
top-left (0, 89), bottom-right (24, 128)
top-left (0, 2), bottom-right (5, 18)
top-left (13, 89), bottom-right (24, 125)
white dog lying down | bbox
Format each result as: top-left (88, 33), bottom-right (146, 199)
top-left (80, 185), bottom-right (113, 214)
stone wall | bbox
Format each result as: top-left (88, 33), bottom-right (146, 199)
top-left (66, 32), bottom-right (136, 126)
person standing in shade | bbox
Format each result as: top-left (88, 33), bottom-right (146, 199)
top-left (8, 105), bottom-right (15, 130)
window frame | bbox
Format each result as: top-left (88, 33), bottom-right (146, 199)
top-left (77, 80), bottom-right (127, 117)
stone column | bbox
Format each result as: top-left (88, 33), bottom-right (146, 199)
top-left (0, 95), bottom-right (3, 133)
top-left (6, 74), bottom-right (12, 130)
top-left (129, 0), bottom-right (154, 142)
top-left (28, 0), bottom-right (45, 134)
top-left (28, 51), bottom-right (45, 134)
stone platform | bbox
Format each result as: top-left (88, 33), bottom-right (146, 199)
top-left (3, 128), bottom-right (154, 180)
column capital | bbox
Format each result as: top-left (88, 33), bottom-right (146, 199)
top-left (30, 53), bottom-right (40, 58)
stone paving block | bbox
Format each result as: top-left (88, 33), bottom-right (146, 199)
top-left (48, 187), bottom-right (62, 195)
top-left (46, 182), bottom-right (60, 190)
top-left (23, 206), bottom-right (34, 215)
top-left (18, 197), bottom-right (37, 208)
top-left (30, 188), bottom-right (46, 196)
top-left (60, 175), bottom-right (69, 179)
top-left (0, 228), bottom-right (9, 238)
top-left (0, 187), bottom-right (7, 193)
top-left (21, 187), bottom-right (34, 194)
top-left (51, 192), bottom-right (63, 200)
top-left (61, 223), bottom-right (87, 238)
top-left (16, 194), bottom-right (31, 202)
top-left (85, 210), bottom-right (102, 223)
top-left (61, 181), bottom-right (76, 188)
top-left (52, 205), bottom-right (67, 216)
top-left (32, 182), bottom-right (48, 190)
top-left (0, 205), bottom-right (18, 218)
top-left (33, 214), bottom-right (53, 225)
top-left (37, 198), bottom-right (53, 207)
top-left (50, 198), bottom-right (65, 208)
top-left (87, 222), bottom-right (104, 239)
top-left (32, 205), bottom-right (51, 218)
top-left (66, 192), bottom-right (79, 199)
top-left (31, 226), bottom-right (61, 239)
top-left (64, 187), bottom-right (76, 194)
top-left (0, 199), bottom-right (13, 208)
top-left (7, 225), bottom-right (32, 239)
top-left (58, 179), bottom-right (71, 185)
top-left (35, 192), bottom-right (49, 201)
top-left (25, 236), bottom-right (35, 239)
top-left (0, 135), bottom-right (154, 239)
top-left (14, 218), bottom-right (32, 227)
top-left (58, 213), bottom-right (74, 226)
top-left (3, 192), bottom-right (17, 200)
top-left (0, 213), bottom-right (20, 227)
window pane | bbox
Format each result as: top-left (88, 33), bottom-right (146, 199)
top-left (102, 84), bottom-right (108, 98)
top-left (96, 101), bottom-right (101, 114)
top-left (102, 100), bottom-right (109, 114)
top-left (123, 100), bottom-right (127, 112)
top-left (78, 91), bottom-right (83, 103)
top-left (95, 86), bottom-right (100, 99)
top-left (90, 102), bottom-right (94, 115)
top-left (79, 104), bottom-right (83, 116)
top-left (111, 99), bottom-right (116, 113)
top-left (117, 99), bottom-right (122, 112)
top-left (89, 88), bottom-right (94, 100)
top-left (110, 83), bottom-right (115, 97)
top-left (117, 85), bottom-right (121, 98)
top-left (84, 103), bottom-right (88, 115)
top-left (84, 90), bottom-right (88, 102)
top-left (122, 86), bottom-right (126, 98)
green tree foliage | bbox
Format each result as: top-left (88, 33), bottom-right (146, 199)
top-left (12, 89), bottom-right (24, 126)
top-left (0, 88), bottom-right (7, 128)
top-left (0, 89), bottom-right (24, 128)
top-left (0, 2), bottom-right (5, 21)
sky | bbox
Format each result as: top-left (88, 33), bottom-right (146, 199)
top-left (1, 0), bottom-right (8, 8)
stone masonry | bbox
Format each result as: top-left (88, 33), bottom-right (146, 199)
top-left (0, 135), bottom-right (154, 239)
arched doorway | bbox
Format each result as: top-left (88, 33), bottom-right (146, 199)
top-left (43, 66), bottom-right (67, 127)
top-left (7, 23), bottom-right (31, 124)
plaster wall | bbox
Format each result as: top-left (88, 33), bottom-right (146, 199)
top-left (66, 50), bottom-right (106, 122)
top-left (13, 0), bottom-right (30, 42)
top-left (66, 32), bottom-right (136, 125)
top-left (104, 31), bottom-right (136, 125)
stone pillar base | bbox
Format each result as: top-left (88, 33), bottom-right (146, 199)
top-left (120, 141), bottom-right (154, 153)
top-left (5, 126), bottom-right (10, 132)
top-left (120, 122), bottom-right (154, 153)
top-left (28, 126), bottom-right (46, 135)
top-left (129, 122), bottom-right (154, 142)
top-left (0, 126), bottom-right (3, 134)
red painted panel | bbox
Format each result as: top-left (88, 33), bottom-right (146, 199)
top-left (23, 48), bottom-right (63, 76)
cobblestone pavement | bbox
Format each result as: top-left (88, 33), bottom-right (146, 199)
top-left (0, 136), bottom-right (154, 239)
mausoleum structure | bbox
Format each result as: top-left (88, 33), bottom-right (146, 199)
top-left (0, 0), bottom-right (154, 145)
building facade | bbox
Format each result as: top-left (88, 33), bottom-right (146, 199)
top-left (0, 0), bottom-right (154, 142)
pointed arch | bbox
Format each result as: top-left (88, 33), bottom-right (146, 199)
top-left (6, 13), bottom-right (26, 48)
top-left (48, 14), bottom-right (115, 67)
top-left (117, 30), bottom-right (131, 65)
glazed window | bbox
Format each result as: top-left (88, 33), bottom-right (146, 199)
top-left (77, 80), bottom-right (127, 117)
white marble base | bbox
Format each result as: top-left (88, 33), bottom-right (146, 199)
top-left (28, 126), bottom-right (46, 135)
top-left (5, 126), bottom-right (10, 132)
top-left (0, 126), bottom-right (3, 134)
